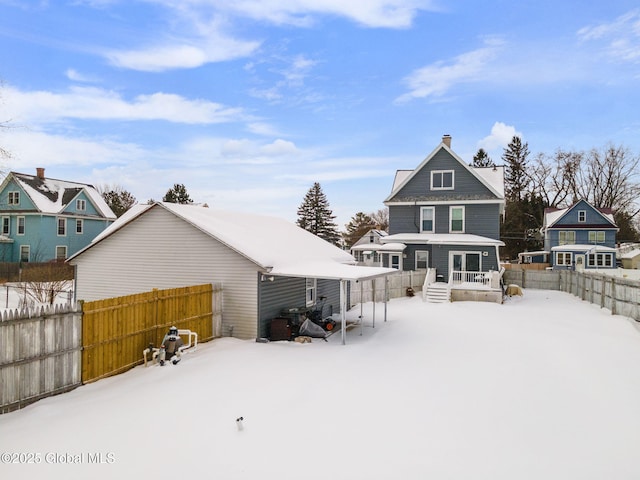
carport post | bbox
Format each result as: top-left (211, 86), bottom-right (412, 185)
top-left (341, 279), bottom-right (347, 345)
top-left (385, 276), bottom-right (388, 322)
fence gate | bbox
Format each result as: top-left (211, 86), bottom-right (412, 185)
top-left (82, 284), bottom-right (220, 383)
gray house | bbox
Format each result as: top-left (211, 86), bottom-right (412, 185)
top-left (380, 135), bottom-right (505, 301)
top-left (68, 202), bottom-right (394, 342)
top-left (542, 199), bottom-right (618, 270)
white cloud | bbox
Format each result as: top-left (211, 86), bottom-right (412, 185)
top-left (395, 37), bottom-right (504, 103)
top-left (65, 68), bottom-right (99, 83)
top-left (478, 122), bottom-right (522, 152)
top-left (4, 85), bottom-right (245, 125)
top-left (150, 0), bottom-right (438, 29)
top-left (106, 37), bottom-right (260, 72)
top-left (577, 9), bottom-right (640, 63)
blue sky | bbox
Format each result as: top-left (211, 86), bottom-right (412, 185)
top-left (1, 1), bottom-right (639, 228)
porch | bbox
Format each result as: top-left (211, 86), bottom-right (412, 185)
top-left (422, 268), bottom-right (504, 304)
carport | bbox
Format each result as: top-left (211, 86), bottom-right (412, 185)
top-left (268, 262), bottom-right (397, 344)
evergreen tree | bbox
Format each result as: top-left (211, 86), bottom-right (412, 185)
top-left (343, 212), bottom-right (375, 248)
top-left (296, 182), bottom-right (341, 246)
top-left (471, 148), bottom-right (494, 168)
top-left (163, 184), bottom-right (193, 204)
top-left (502, 136), bottom-right (530, 202)
top-left (99, 185), bottom-right (137, 217)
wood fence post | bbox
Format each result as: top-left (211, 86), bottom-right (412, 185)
top-left (611, 277), bottom-right (616, 316)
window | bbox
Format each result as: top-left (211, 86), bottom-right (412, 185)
top-left (305, 278), bottom-right (317, 307)
top-left (76, 219), bottom-right (84, 234)
top-left (558, 231), bottom-right (576, 245)
top-left (588, 231), bottom-right (605, 243)
top-left (431, 170), bottom-right (454, 190)
top-left (17, 217), bottom-right (25, 235)
top-left (416, 251), bottom-right (429, 269)
top-left (8, 191), bottom-right (20, 205)
top-left (450, 206), bottom-right (465, 233)
top-left (1, 217), bottom-right (9, 236)
top-left (76, 199), bottom-right (86, 211)
top-left (56, 246), bottom-right (67, 261)
top-left (587, 253), bottom-right (613, 267)
top-left (20, 245), bottom-right (30, 263)
top-left (578, 210), bottom-right (586, 222)
top-left (57, 218), bottom-right (66, 236)
top-left (420, 207), bottom-right (435, 233)
top-left (556, 252), bottom-right (572, 266)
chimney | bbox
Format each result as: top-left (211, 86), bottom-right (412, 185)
top-left (36, 167), bottom-right (45, 179)
top-left (442, 135), bottom-right (451, 148)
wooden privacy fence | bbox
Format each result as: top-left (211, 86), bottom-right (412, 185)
top-left (0, 303), bottom-right (83, 413)
top-left (504, 269), bottom-right (640, 322)
top-left (82, 283), bottom-right (222, 384)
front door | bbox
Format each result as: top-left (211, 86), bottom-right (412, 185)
top-left (575, 254), bottom-right (585, 271)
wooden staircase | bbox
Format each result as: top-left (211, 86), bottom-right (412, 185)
top-left (424, 282), bottom-right (450, 303)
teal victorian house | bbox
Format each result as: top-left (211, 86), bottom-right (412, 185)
top-left (0, 168), bottom-right (116, 263)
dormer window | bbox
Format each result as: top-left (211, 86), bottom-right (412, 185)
top-left (431, 170), bottom-right (454, 190)
top-left (8, 191), bottom-right (20, 205)
top-left (578, 210), bottom-right (586, 222)
top-left (77, 199), bottom-right (86, 211)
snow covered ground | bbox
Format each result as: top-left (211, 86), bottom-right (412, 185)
top-left (2, 289), bottom-right (640, 480)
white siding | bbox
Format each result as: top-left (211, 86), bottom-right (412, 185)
top-left (71, 207), bottom-right (259, 339)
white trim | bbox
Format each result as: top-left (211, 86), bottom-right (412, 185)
top-left (420, 206), bottom-right (435, 233)
top-left (17, 216), bottom-right (25, 235)
top-left (449, 206), bottom-right (465, 233)
top-left (578, 210), bottom-right (586, 223)
top-left (431, 169), bottom-right (454, 190)
top-left (415, 250), bottom-right (429, 270)
top-left (55, 245), bottom-right (68, 261)
top-left (57, 217), bottom-right (67, 236)
top-left (20, 244), bottom-right (30, 262)
top-left (384, 142), bottom-right (504, 202)
top-left (555, 251), bottom-right (573, 266)
top-left (76, 218), bottom-right (84, 234)
top-left (385, 199), bottom-right (505, 206)
top-left (1, 216), bottom-right (9, 236)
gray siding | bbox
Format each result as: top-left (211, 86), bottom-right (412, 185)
top-left (257, 277), bottom-right (341, 339)
top-left (389, 203), bottom-right (501, 239)
top-left (71, 206), bottom-right (259, 340)
top-left (389, 149), bottom-right (499, 202)
top-left (258, 276), bottom-right (305, 338)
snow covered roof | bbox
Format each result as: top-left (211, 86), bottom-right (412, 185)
top-left (6, 171), bottom-right (116, 219)
top-left (385, 142), bottom-right (505, 202)
top-left (551, 244), bottom-right (616, 253)
top-left (381, 233), bottom-right (505, 246)
top-left (543, 201), bottom-right (616, 229)
top-left (620, 248), bottom-right (640, 259)
top-left (73, 202), bottom-right (397, 281)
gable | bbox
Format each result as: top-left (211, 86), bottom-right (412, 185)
top-left (0, 177), bottom-right (38, 211)
top-left (546, 200), bottom-right (617, 229)
top-left (385, 145), bottom-right (503, 203)
top-left (2, 171), bottom-right (116, 219)
top-left (61, 190), bottom-right (104, 217)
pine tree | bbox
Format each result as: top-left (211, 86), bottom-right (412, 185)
top-left (163, 184), bottom-right (193, 204)
top-left (343, 212), bottom-right (375, 248)
top-left (502, 136), bottom-right (530, 202)
top-left (99, 185), bottom-right (137, 217)
top-left (296, 182), bottom-right (341, 246)
top-left (471, 148), bottom-right (494, 168)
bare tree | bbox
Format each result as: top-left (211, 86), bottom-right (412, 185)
top-left (369, 208), bottom-right (389, 231)
top-left (570, 144), bottom-right (640, 214)
top-left (529, 149), bottom-right (581, 208)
